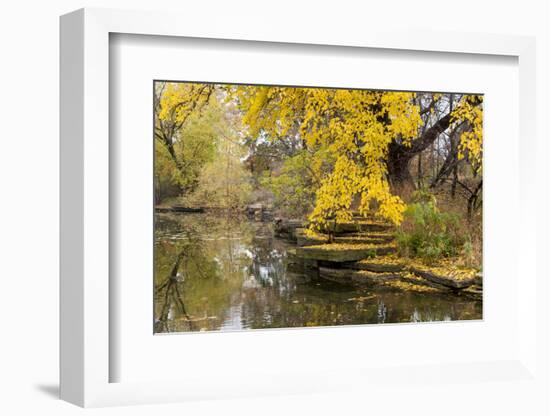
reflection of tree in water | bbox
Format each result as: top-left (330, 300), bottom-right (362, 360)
top-left (377, 300), bottom-right (387, 324)
top-left (154, 220), bottom-right (212, 333)
top-left (238, 279), bottom-right (481, 329)
top-left (154, 213), bottom-right (482, 333)
top-left (154, 249), bottom-right (193, 333)
top-left (154, 213), bottom-right (256, 332)
top-left (247, 226), bottom-right (289, 290)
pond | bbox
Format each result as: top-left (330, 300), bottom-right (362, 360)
top-left (154, 213), bottom-right (482, 333)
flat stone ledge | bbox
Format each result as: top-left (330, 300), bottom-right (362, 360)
top-left (330, 221), bottom-right (393, 234)
top-left (296, 244), bottom-right (396, 262)
top-left (295, 228), bottom-right (328, 247)
top-left (350, 259), bottom-right (405, 273)
top-left (408, 266), bottom-right (477, 289)
top-left (318, 267), bottom-right (401, 286)
top-left (334, 235), bottom-right (394, 245)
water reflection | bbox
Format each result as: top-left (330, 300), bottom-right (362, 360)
top-left (154, 213), bottom-right (482, 333)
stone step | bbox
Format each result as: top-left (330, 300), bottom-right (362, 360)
top-left (295, 228), bottom-right (327, 247)
top-left (330, 221), bottom-right (393, 234)
top-left (317, 266), bottom-right (463, 294)
top-left (318, 267), bottom-right (401, 286)
top-left (399, 272), bottom-right (453, 291)
top-left (295, 228), bottom-right (395, 247)
top-left (407, 265), bottom-right (478, 289)
top-left (350, 256), bottom-right (479, 290)
top-left (341, 231), bottom-right (395, 240)
top-left (316, 257), bottom-right (481, 293)
top-left (334, 235), bottom-right (393, 245)
top-left (295, 243), bottom-right (396, 263)
top-left (349, 257), bottom-right (405, 273)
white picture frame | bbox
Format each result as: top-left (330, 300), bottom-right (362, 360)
top-left (60, 7), bottom-right (539, 408)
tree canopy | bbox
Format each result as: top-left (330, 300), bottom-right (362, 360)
top-left (231, 86), bottom-right (482, 227)
top-left (154, 81), bottom-right (483, 229)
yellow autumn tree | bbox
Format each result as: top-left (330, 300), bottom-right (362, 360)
top-left (232, 86), bottom-right (423, 227)
top-left (155, 82), bottom-right (214, 176)
top-left (154, 82), bottom-right (483, 227)
top-left (451, 95), bottom-right (483, 172)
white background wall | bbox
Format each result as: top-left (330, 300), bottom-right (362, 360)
top-left (0, 1), bottom-right (548, 415)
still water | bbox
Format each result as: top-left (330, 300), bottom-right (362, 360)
top-left (154, 213), bottom-right (482, 333)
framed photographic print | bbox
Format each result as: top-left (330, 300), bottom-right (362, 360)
top-left (60, 7), bottom-right (540, 409)
top-left (152, 80), bottom-right (483, 334)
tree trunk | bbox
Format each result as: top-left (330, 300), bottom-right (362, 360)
top-left (379, 95), bottom-right (481, 198)
top-left (417, 153), bottom-right (423, 188)
top-left (467, 180), bottom-right (483, 220)
top-left (451, 165), bottom-right (458, 198)
top-left (387, 143), bottom-right (415, 194)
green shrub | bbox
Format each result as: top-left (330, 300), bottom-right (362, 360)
top-left (410, 187), bottom-right (437, 205)
top-left (396, 200), bottom-right (464, 262)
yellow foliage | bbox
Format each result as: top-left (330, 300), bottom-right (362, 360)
top-left (232, 86), bottom-right (423, 227)
top-left (157, 82), bottom-right (214, 129)
top-left (305, 242), bottom-right (396, 251)
top-left (451, 95), bottom-right (483, 172)
top-left (408, 258), bottom-right (479, 281)
top-left (385, 276), bottom-right (443, 293)
top-left (356, 255), bottom-right (404, 267)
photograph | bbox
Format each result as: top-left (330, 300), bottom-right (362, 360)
top-left (153, 81), bottom-right (483, 333)
top-left (3, 1), bottom-right (546, 413)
